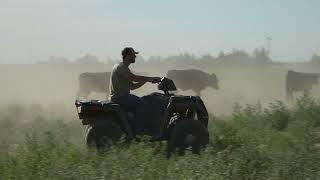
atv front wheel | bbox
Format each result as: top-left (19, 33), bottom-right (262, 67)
top-left (167, 119), bottom-right (209, 158)
top-left (86, 121), bottom-right (124, 152)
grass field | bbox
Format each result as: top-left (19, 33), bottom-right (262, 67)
top-left (0, 95), bottom-right (319, 179)
top-left (0, 63), bottom-right (320, 179)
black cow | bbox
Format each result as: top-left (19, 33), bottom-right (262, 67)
top-left (77, 72), bottom-right (110, 99)
top-left (286, 70), bottom-right (320, 101)
top-left (166, 69), bottom-right (219, 96)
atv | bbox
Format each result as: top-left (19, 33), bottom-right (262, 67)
top-left (75, 77), bottom-right (209, 158)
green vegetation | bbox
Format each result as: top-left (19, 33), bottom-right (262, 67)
top-left (0, 96), bottom-right (320, 179)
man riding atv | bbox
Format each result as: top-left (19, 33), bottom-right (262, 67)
top-left (75, 47), bottom-right (209, 157)
top-left (109, 47), bottom-right (161, 135)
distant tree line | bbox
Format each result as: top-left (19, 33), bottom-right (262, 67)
top-left (36, 53), bottom-right (105, 65)
top-left (144, 48), bottom-right (272, 65)
top-left (36, 48), bottom-right (320, 65)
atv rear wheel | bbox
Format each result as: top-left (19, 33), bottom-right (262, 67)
top-left (167, 119), bottom-right (209, 158)
top-left (86, 121), bottom-right (124, 152)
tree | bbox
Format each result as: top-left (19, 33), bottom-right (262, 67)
top-left (74, 53), bottom-right (100, 64)
top-left (217, 49), bottom-right (250, 64)
top-left (47, 56), bottom-right (69, 64)
top-left (147, 56), bottom-right (162, 64)
top-left (310, 54), bottom-right (320, 64)
top-left (199, 54), bottom-right (215, 62)
top-left (252, 48), bottom-right (272, 64)
top-left (217, 51), bottom-right (225, 60)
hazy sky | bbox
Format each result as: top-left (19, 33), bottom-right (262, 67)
top-left (1, 0), bottom-right (320, 63)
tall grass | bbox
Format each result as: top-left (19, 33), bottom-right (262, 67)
top-left (0, 96), bottom-right (320, 179)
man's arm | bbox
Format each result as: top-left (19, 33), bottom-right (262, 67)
top-left (130, 81), bottom-right (146, 90)
top-left (121, 71), bottom-right (158, 83)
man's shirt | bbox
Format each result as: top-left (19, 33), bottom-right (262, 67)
top-left (109, 62), bottom-right (133, 99)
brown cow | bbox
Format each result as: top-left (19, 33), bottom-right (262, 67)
top-left (166, 69), bottom-right (219, 96)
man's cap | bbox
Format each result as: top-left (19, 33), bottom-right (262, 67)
top-left (122, 47), bottom-right (139, 56)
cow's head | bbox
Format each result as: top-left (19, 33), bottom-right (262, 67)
top-left (208, 73), bottom-right (219, 90)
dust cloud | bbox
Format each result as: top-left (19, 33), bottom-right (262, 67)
top-left (1, 62), bottom-right (320, 116)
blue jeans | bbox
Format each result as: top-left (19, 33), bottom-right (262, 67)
top-left (111, 94), bottom-right (146, 134)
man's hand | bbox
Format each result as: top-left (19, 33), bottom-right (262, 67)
top-left (151, 77), bottom-right (161, 84)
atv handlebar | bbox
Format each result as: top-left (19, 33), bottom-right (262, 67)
top-left (151, 77), bottom-right (162, 84)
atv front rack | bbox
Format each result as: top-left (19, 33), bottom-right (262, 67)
top-left (159, 95), bottom-right (209, 139)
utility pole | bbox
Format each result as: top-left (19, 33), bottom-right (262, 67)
top-left (266, 37), bottom-right (272, 55)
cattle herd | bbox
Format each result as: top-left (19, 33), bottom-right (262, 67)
top-left (77, 69), bottom-right (320, 102)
